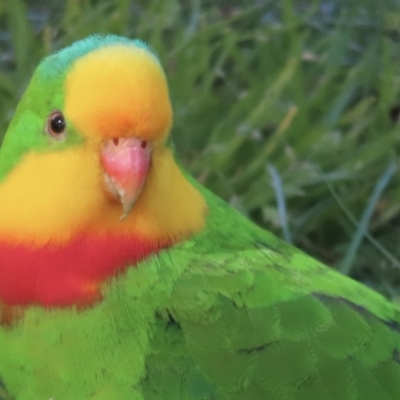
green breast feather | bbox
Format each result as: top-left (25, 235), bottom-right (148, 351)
top-left (1, 36), bottom-right (400, 400)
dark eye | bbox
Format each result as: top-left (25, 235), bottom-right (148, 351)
top-left (47, 111), bottom-right (66, 139)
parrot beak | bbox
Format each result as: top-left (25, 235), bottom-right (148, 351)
top-left (100, 137), bottom-right (151, 219)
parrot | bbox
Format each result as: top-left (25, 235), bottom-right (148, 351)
top-left (0, 34), bottom-right (400, 400)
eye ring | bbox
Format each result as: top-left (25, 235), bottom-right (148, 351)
top-left (46, 111), bottom-right (67, 139)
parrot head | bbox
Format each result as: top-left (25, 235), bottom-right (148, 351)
top-left (0, 35), bottom-right (207, 307)
top-left (0, 35), bottom-right (206, 246)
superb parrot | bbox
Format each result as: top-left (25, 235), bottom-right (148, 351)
top-left (0, 35), bottom-right (400, 400)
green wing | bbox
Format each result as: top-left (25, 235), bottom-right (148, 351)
top-left (2, 181), bottom-right (400, 399)
top-left (143, 184), bottom-right (400, 400)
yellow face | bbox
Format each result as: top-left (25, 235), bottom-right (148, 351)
top-left (65, 44), bottom-right (172, 144)
top-left (0, 44), bottom-right (206, 247)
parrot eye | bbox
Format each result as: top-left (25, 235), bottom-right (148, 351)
top-left (47, 111), bottom-right (66, 139)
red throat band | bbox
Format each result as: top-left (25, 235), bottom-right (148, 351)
top-left (0, 234), bottom-right (169, 307)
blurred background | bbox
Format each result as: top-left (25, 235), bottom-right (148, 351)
top-left (1, 0), bottom-right (400, 297)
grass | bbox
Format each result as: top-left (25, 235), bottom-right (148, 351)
top-left (1, 0), bottom-right (400, 297)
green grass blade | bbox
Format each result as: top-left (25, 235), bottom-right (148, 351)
top-left (327, 182), bottom-right (400, 269)
top-left (340, 160), bottom-right (397, 275)
top-left (267, 164), bottom-right (292, 243)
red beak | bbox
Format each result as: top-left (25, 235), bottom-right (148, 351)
top-left (100, 137), bottom-right (151, 219)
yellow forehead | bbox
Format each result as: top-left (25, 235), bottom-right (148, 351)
top-left (64, 44), bottom-right (172, 142)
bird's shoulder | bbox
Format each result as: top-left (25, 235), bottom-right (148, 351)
top-left (144, 190), bottom-right (400, 399)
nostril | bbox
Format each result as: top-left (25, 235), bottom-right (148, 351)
top-left (113, 138), bottom-right (119, 146)
top-left (141, 140), bottom-right (148, 149)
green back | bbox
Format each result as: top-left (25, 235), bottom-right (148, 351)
top-left (1, 177), bottom-right (400, 399)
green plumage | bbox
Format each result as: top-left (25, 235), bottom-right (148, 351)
top-left (2, 184), bottom-right (400, 399)
top-left (1, 36), bottom-right (400, 399)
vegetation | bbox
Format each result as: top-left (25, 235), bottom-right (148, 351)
top-left (1, 0), bottom-right (400, 296)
